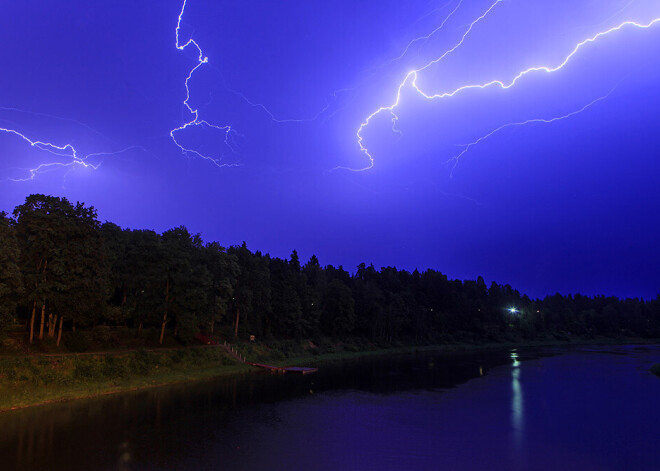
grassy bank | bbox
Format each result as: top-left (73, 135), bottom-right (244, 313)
top-left (0, 347), bottom-right (252, 412)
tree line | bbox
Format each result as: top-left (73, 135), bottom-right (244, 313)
top-left (1, 194), bottom-right (659, 347)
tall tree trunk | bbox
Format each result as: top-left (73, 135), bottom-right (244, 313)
top-left (159, 311), bottom-right (168, 345)
top-left (159, 279), bottom-right (169, 345)
top-left (29, 300), bottom-right (36, 344)
top-left (49, 315), bottom-right (58, 338)
top-left (39, 304), bottom-right (46, 340)
top-left (34, 257), bottom-right (47, 343)
top-left (234, 307), bottom-right (240, 338)
top-left (56, 317), bottom-right (64, 347)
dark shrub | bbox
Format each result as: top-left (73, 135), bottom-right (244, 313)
top-left (73, 357), bottom-right (103, 380)
top-left (91, 326), bottom-right (120, 347)
top-left (130, 350), bottom-right (152, 376)
top-left (65, 332), bottom-right (91, 353)
top-left (103, 355), bottom-right (129, 378)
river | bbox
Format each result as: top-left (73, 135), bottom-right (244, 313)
top-left (1, 344), bottom-right (659, 470)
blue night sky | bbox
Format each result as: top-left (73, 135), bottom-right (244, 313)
top-left (2, 0), bottom-right (660, 299)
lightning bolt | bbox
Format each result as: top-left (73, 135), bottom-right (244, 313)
top-left (0, 115), bottom-right (145, 182)
top-left (1, 0), bottom-right (237, 182)
top-left (446, 93), bottom-right (612, 174)
top-left (169, 0), bottom-right (240, 167)
top-left (1, 0), bottom-right (239, 182)
top-left (225, 85), bottom-right (338, 124)
top-left (179, 1), bottom-right (463, 130)
top-left (0, 106), bottom-right (107, 139)
top-left (349, 1), bottom-right (660, 172)
top-left (345, 0), bottom-right (504, 172)
top-left (0, 125), bottom-right (96, 181)
top-left (388, 0), bottom-right (464, 65)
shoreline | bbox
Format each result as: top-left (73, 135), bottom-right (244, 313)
top-left (279, 336), bottom-right (660, 367)
top-left (0, 348), bottom-right (254, 413)
top-left (1, 336), bottom-right (657, 413)
top-left (0, 364), bottom-right (254, 413)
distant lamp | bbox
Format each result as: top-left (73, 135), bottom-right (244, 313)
top-left (508, 307), bottom-right (518, 314)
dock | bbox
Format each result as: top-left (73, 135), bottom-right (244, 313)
top-left (223, 342), bottom-right (318, 375)
top-left (248, 363), bottom-right (318, 375)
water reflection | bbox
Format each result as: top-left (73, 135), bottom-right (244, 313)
top-left (4, 347), bottom-right (658, 471)
top-left (1, 351), bottom-right (511, 471)
top-left (510, 351), bottom-right (524, 452)
top-left (117, 441), bottom-right (131, 471)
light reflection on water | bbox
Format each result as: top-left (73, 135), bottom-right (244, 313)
top-left (510, 351), bottom-right (524, 455)
top-left (1, 345), bottom-right (659, 471)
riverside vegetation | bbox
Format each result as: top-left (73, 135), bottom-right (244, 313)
top-left (1, 194), bottom-right (660, 409)
top-left (0, 347), bottom-right (250, 411)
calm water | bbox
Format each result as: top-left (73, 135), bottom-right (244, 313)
top-left (1, 345), bottom-right (659, 470)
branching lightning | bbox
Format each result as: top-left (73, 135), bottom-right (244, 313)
top-left (0, 106), bottom-right (107, 139)
top-left (170, 0), bottom-right (240, 167)
top-left (0, 118), bottom-right (145, 182)
top-left (1, 0), bottom-right (239, 182)
top-left (388, 0), bottom-right (464, 65)
top-left (226, 85), bottom-right (339, 124)
top-left (446, 92), bottom-right (612, 174)
top-left (0, 126), bottom-right (97, 180)
top-left (5, 1), bottom-right (657, 181)
top-left (348, 0), bottom-right (660, 172)
top-left (1, 0), bottom-right (237, 182)
top-left (345, 0), bottom-right (504, 172)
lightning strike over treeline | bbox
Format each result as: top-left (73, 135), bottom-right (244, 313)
top-left (350, 0), bottom-right (660, 172)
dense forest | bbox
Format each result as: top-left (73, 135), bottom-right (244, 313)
top-left (1, 194), bottom-right (659, 349)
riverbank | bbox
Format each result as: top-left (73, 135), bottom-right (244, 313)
top-left (264, 336), bottom-right (660, 368)
top-left (0, 347), bottom-right (252, 412)
top-left (2, 336), bottom-right (658, 412)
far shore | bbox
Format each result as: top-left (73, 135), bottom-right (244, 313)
top-left (278, 336), bottom-right (660, 367)
top-left (1, 336), bottom-right (658, 413)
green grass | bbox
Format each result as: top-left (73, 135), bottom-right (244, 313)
top-left (0, 347), bottom-right (253, 411)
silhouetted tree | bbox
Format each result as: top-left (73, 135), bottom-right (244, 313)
top-left (0, 212), bottom-right (23, 341)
